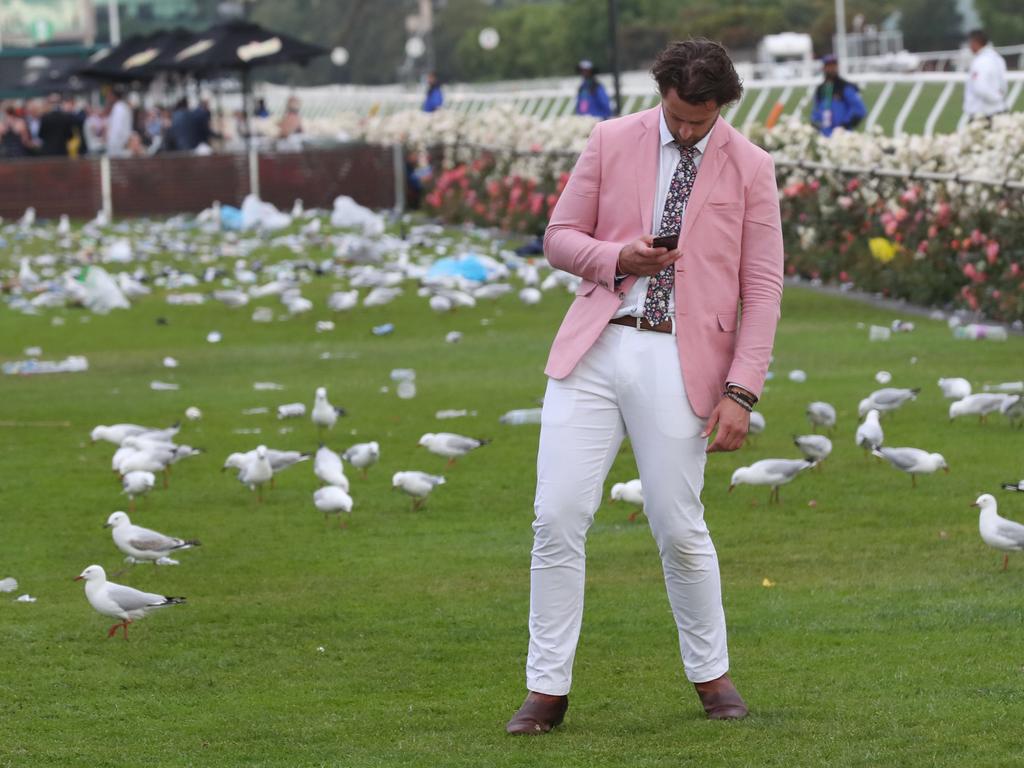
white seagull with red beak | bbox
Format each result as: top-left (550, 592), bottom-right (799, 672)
top-left (74, 564), bottom-right (185, 639)
top-left (973, 493), bottom-right (1024, 571)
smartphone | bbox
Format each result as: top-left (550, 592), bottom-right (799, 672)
top-left (652, 233), bottom-right (678, 250)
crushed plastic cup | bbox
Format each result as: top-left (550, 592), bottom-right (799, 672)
top-left (0, 577), bottom-right (18, 593)
top-left (390, 368), bottom-right (416, 382)
top-left (253, 382), bottom-right (285, 390)
top-left (16, 594), bottom-right (37, 603)
top-left (436, 409), bottom-right (474, 419)
top-left (2, 356), bottom-right (88, 376)
top-left (445, 331), bottom-right (463, 344)
top-left (372, 323), bottom-right (395, 336)
top-left (875, 371), bottom-right (893, 384)
top-left (277, 403), bottom-right (306, 419)
top-left (252, 307), bottom-right (274, 323)
top-left (207, 331), bottom-right (222, 343)
top-left (869, 325), bottom-right (891, 341)
top-left (983, 381), bottom-right (1024, 393)
top-left (316, 321), bottom-right (335, 333)
top-left (185, 406), bottom-right (202, 421)
top-left (788, 370), bottom-right (807, 383)
top-left (150, 381), bottom-right (180, 391)
top-left (500, 408), bottom-right (543, 425)
top-left (243, 407), bottom-right (270, 415)
top-left (396, 380), bottom-right (417, 399)
top-left (24, 346), bottom-right (42, 357)
top-left (163, 356), bottom-right (179, 368)
top-left (891, 319), bottom-right (915, 333)
top-left (953, 324), bottom-right (1008, 341)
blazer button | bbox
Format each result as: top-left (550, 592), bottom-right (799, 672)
top-left (618, 292), bottom-right (626, 299)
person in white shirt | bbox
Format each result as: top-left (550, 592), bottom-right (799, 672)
top-left (963, 29), bottom-right (1008, 119)
top-left (105, 90), bottom-right (135, 157)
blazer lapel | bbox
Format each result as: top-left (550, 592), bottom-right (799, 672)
top-left (634, 108), bottom-right (660, 235)
top-left (680, 117), bottom-right (731, 243)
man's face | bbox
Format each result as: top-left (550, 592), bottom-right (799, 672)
top-left (661, 88), bottom-right (720, 148)
top-left (824, 62), bottom-right (839, 79)
top-left (968, 37), bottom-right (982, 53)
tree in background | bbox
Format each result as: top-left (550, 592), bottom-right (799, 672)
top-left (974, 0), bottom-right (1024, 46)
top-left (898, 0), bottom-right (962, 52)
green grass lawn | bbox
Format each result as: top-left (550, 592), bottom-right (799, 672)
top-left (1, 226), bottom-right (1023, 767)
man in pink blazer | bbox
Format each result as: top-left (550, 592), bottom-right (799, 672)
top-left (507, 40), bottom-right (783, 734)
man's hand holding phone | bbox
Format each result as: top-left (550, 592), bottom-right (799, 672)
top-left (617, 234), bottom-right (681, 277)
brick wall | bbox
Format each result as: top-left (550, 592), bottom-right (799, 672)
top-left (0, 156), bottom-right (103, 220)
top-left (0, 144), bottom-right (397, 220)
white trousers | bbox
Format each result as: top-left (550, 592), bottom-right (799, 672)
top-left (526, 324), bottom-right (729, 695)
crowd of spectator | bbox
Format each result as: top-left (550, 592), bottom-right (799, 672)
top-left (0, 90), bottom-right (300, 160)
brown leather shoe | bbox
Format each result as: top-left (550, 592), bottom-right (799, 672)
top-left (506, 692), bottom-right (569, 735)
top-left (693, 673), bottom-right (748, 720)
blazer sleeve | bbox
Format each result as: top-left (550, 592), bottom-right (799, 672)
top-left (543, 122), bottom-right (624, 291)
top-left (726, 153), bottom-right (784, 397)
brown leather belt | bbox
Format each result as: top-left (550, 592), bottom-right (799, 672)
top-left (608, 315), bottom-right (673, 334)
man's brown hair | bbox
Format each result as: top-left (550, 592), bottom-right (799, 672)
top-left (651, 39), bottom-right (743, 107)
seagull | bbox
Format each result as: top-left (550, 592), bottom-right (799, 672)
top-left (313, 486), bottom-right (354, 528)
top-left (237, 445), bottom-right (274, 501)
top-left (418, 433), bottom-right (490, 466)
top-left (858, 388), bottom-right (920, 418)
top-left (342, 441), bottom-right (380, 479)
top-left (937, 377), bottom-right (971, 400)
top-left (745, 411), bottom-right (766, 445)
top-left (392, 471), bottom-right (445, 511)
top-left (729, 459), bottom-right (815, 504)
top-left (74, 564), bottom-right (185, 640)
top-left (972, 493), bottom-right (1024, 571)
top-left (312, 387), bottom-right (345, 434)
top-left (806, 402), bottom-right (837, 432)
top-left (793, 434), bottom-right (832, 463)
top-left (223, 448), bottom-right (310, 488)
top-left (871, 447), bottom-right (948, 487)
top-left (610, 479), bottom-right (644, 522)
top-left (314, 445), bottom-right (349, 491)
top-left (104, 511), bottom-right (200, 565)
top-left (1001, 395), bottom-right (1024, 428)
top-left (121, 471), bottom-right (155, 511)
top-left (90, 423), bottom-right (150, 446)
top-left (948, 393), bottom-right (1012, 423)
top-left (855, 409), bottom-right (884, 454)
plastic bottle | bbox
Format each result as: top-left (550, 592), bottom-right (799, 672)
top-left (953, 324), bottom-right (1008, 341)
top-left (499, 408), bottom-right (543, 425)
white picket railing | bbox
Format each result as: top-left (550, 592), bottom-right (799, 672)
top-left (258, 69), bottom-right (1024, 138)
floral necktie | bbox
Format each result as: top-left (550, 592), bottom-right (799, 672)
top-left (642, 144), bottom-right (698, 325)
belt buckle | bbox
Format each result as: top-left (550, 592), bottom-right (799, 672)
top-left (635, 316), bottom-right (644, 331)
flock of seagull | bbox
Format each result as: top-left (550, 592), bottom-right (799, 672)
top-left (610, 378), bottom-right (1024, 570)
top-left (75, 387), bottom-right (490, 638)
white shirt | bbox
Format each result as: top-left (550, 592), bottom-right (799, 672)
top-left (106, 101), bottom-right (134, 157)
top-left (964, 45), bottom-right (1008, 117)
top-left (613, 109), bottom-right (713, 319)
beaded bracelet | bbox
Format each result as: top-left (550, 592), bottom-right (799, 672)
top-left (724, 391), bottom-right (754, 412)
top-left (724, 386), bottom-right (758, 407)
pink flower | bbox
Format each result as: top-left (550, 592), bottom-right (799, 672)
top-left (962, 263), bottom-right (977, 280)
top-left (884, 221), bottom-right (898, 236)
top-left (985, 241), bottom-right (1000, 263)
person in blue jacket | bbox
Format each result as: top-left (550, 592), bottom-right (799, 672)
top-left (422, 73), bottom-right (444, 113)
top-left (574, 60), bottom-right (613, 119)
top-left (811, 54), bottom-right (866, 136)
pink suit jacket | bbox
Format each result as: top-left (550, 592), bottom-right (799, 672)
top-left (543, 107), bottom-right (784, 418)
